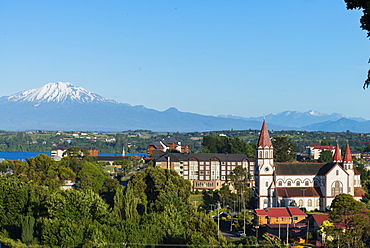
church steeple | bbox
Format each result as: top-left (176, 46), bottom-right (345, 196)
top-left (333, 143), bottom-right (342, 163)
top-left (258, 120), bottom-right (273, 148)
top-left (343, 142), bottom-right (353, 170)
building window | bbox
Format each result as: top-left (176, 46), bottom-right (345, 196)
top-left (305, 181), bottom-right (309, 186)
top-left (308, 199), bottom-right (312, 207)
top-left (336, 170), bottom-right (339, 176)
top-left (332, 181), bottom-right (343, 197)
top-left (265, 181), bottom-right (268, 187)
top-left (299, 200), bottom-right (303, 207)
top-left (296, 181), bottom-right (300, 186)
top-left (287, 181), bottom-right (291, 186)
top-left (316, 199), bottom-right (320, 207)
top-left (278, 181), bottom-right (282, 186)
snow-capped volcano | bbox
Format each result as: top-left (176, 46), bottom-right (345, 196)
top-left (7, 82), bottom-right (114, 104)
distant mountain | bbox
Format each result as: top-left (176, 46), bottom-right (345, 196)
top-left (0, 82), bottom-right (286, 132)
top-left (302, 118), bottom-right (370, 133)
top-left (220, 110), bottom-right (367, 128)
top-left (1, 82), bottom-right (369, 132)
top-left (4, 82), bottom-right (115, 104)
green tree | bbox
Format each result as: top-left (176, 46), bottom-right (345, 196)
top-left (345, 1), bottom-right (370, 88)
top-left (63, 147), bottom-right (90, 158)
top-left (327, 193), bottom-right (368, 247)
top-left (77, 162), bottom-right (107, 192)
top-left (272, 136), bottom-right (296, 162)
top-left (321, 139), bottom-right (331, 146)
top-left (318, 150), bottom-right (333, 163)
top-left (21, 215), bottom-right (35, 245)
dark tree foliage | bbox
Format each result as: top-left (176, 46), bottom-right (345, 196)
top-left (202, 134), bottom-right (256, 158)
top-left (318, 150), bottom-right (334, 163)
top-left (345, 0), bottom-right (370, 88)
top-left (272, 136), bottom-right (296, 162)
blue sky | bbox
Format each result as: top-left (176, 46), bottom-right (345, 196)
top-left (1, 1), bottom-right (370, 119)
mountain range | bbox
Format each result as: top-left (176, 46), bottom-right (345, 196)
top-left (1, 82), bottom-right (370, 132)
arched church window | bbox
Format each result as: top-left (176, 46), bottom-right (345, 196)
top-left (259, 151), bottom-right (262, 158)
top-left (266, 181), bottom-right (268, 187)
top-left (298, 199), bottom-right (303, 207)
top-left (296, 181), bottom-right (300, 186)
top-left (265, 151), bottom-right (268, 158)
top-left (316, 199), bottom-right (320, 207)
top-left (305, 181), bottom-right (309, 186)
top-left (331, 181), bottom-right (343, 197)
top-left (336, 170), bottom-right (339, 176)
top-left (278, 181), bottom-right (282, 186)
top-left (308, 199), bottom-right (312, 207)
top-left (287, 181), bottom-right (291, 186)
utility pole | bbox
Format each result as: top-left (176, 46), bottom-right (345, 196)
top-left (286, 223), bottom-right (289, 246)
top-left (217, 201), bottom-right (220, 232)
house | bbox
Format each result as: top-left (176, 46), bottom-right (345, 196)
top-left (305, 144), bottom-right (337, 160)
top-left (147, 137), bottom-right (189, 156)
top-left (51, 145), bottom-right (98, 160)
top-left (255, 207), bottom-right (306, 226)
top-left (255, 120), bottom-right (365, 211)
top-left (255, 207), bottom-right (307, 240)
top-left (152, 151), bottom-right (255, 191)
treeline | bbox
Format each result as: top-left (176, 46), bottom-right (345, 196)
top-left (202, 135), bottom-right (256, 158)
top-left (1, 128), bottom-right (370, 155)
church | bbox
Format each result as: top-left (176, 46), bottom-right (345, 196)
top-left (255, 120), bottom-right (365, 211)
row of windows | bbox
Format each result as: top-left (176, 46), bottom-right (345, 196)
top-left (277, 180), bottom-right (312, 187)
top-left (195, 182), bottom-right (215, 188)
top-left (182, 161), bottom-right (245, 165)
top-left (265, 199), bottom-right (320, 207)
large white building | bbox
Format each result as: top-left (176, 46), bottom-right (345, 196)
top-left (255, 120), bottom-right (365, 211)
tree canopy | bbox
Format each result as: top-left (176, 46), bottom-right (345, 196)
top-left (345, 0), bottom-right (370, 88)
top-left (272, 136), bottom-right (296, 162)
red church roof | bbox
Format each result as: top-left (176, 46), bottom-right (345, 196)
top-left (333, 143), bottom-right (342, 163)
top-left (343, 142), bottom-right (353, 163)
top-left (258, 120), bottom-right (272, 147)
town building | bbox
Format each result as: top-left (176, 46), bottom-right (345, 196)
top-left (255, 120), bottom-right (365, 211)
top-left (305, 144), bottom-right (337, 160)
top-left (152, 151), bottom-right (255, 191)
top-left (51, 145), bottom-right (98, 160)
top-left (255, 207), bottom-right (306, 226)
top-left (147, 137), bottom-right (189, 156)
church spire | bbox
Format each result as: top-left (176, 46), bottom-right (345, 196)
top-left (333, 143), bottom-right (342, 163)
top-left (258, 120), bottom-right (273, 147)
top-left (343, 142), bottom-right (352, 163)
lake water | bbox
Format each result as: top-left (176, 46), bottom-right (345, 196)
top-left (0, 152), bottom-right (147, 161)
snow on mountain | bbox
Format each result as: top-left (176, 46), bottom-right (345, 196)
top-left (7, 82), bottom-right (115, 104)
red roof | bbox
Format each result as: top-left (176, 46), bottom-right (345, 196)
top-left (343, 143), bottom-right (352, 163)
top-left (255, 207), bottom-right (305, 218)
top-left (333, 143), bottom-right (342, 163)
top-left (312, 145), bottom-right (336, 149)
top-left (287, 207), bottom-right (307, 217)
top-left (276, 187), bottom-right (322, 197)
top-left (257, 120), bottom-right (272, 147)
top-left (311, 214), bottom-right (329, 227)
top-left (354, 187), bottom-right (367, 197)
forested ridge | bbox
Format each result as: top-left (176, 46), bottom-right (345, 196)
top-left (1, 129), bottom-right (370, 154)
